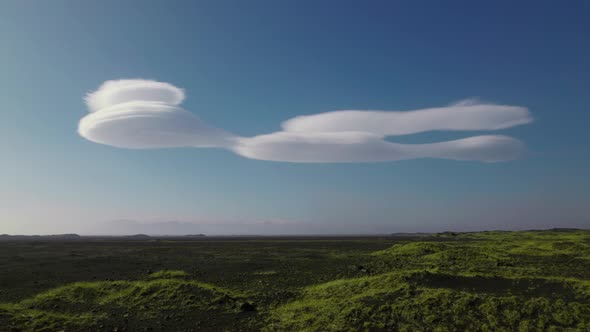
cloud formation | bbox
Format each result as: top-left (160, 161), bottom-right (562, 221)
top-left (78, 79), bottom-right (533, 163)
top-left (282, 100), bottom-right (532, 135)
top-left (79, 80), bottom-right (234, 149)
top-left (85, 79), bottom-right (185, 112)
top-left (234, 133), bottom-right (524, 163)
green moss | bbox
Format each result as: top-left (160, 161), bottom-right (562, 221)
top-left (1, 302), bottom-right (104, 332)
top-left (1, 270), bottom-right (252, 331)
top-left (267, 230), bottom-right (590, 331)
top-left (148, 269), bottom-right (189, 279)
top-left (266, 272), bottom-right (590, 331)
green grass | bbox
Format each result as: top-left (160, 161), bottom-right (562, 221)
top-left (1, 270), bottom-right (255, 331)
top-left (266, 271), bottom-right (590, 331)
top-left (147, 270), bottom-right (189, 279)
top-left (267, 230), bottom-right (590, 331)
top-left (1, 230), bottom-right (589, 331)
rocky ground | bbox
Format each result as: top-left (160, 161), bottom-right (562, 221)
top-left (1, 230), bottom-right (589, 331)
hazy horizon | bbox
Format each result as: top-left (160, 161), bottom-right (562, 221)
top-left (3, 219), bottom-right (588, 237)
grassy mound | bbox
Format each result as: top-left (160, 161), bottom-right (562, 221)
top-left (372, 230), bottom-right (590, 279)
top-left (268, 231), bottom-right (590, 331)
top-left (0, 270), bottom-right (256, 331)
top-left (266, 271), bottom-right (590, 331)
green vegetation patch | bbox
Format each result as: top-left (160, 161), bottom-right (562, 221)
top-left (267, 231), bottom-right (590, 331)
top-left (148, 269), bottom-right (189, 279)
top-left (1, 270), bottom-right (256, 331)
top-left (372, 231), bottom-right (590, 279)
top-left (267, 271), bottom-right (590, 331)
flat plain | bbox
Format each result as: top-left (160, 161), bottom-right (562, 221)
top-left (1, 230), bottom-right (589, 331)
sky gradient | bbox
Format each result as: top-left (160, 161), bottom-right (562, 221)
top-left (1, 0), bottom-right (589, 235)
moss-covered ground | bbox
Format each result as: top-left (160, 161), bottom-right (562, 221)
top-left (1, 230), bottom-right (589, 331)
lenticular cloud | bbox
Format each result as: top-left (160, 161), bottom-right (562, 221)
top-left (85, 79), bottom-right (185, 112)
top-left (79, 80), bottom-right (234, 149)
top-left (78, 79), bottom-right (533, 163)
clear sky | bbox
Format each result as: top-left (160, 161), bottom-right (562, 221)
top-left (1, 0), bottom-right (589, 235)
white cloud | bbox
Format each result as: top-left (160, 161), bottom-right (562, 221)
top-left (233, 132), bottom-right (524, 163)
top-left (78, 79), bottom-right (533, 163)
top-left (79, 80), bottom-right (234, 149)
top-left (85, 79), bottom-right (185, 112)
top-left (79, 101), bottom-right (235, 149)
top-left (281, 102), bottom-right (532, 136)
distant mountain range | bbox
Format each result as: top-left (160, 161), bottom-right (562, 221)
top-left (0, 233), bottom-right (207, 241)
top-left (0, 229), bottom-right (583, 241)
top-left (0, 233), bottom-right (82, 240)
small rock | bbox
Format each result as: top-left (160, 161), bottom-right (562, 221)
top-left (239, 302), bottom-right (256, 312)
top-left (354, 265), bottom-right (370, 273)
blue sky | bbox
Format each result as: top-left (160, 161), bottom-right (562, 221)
top-left (1, 0), bottom-right (589, 235)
